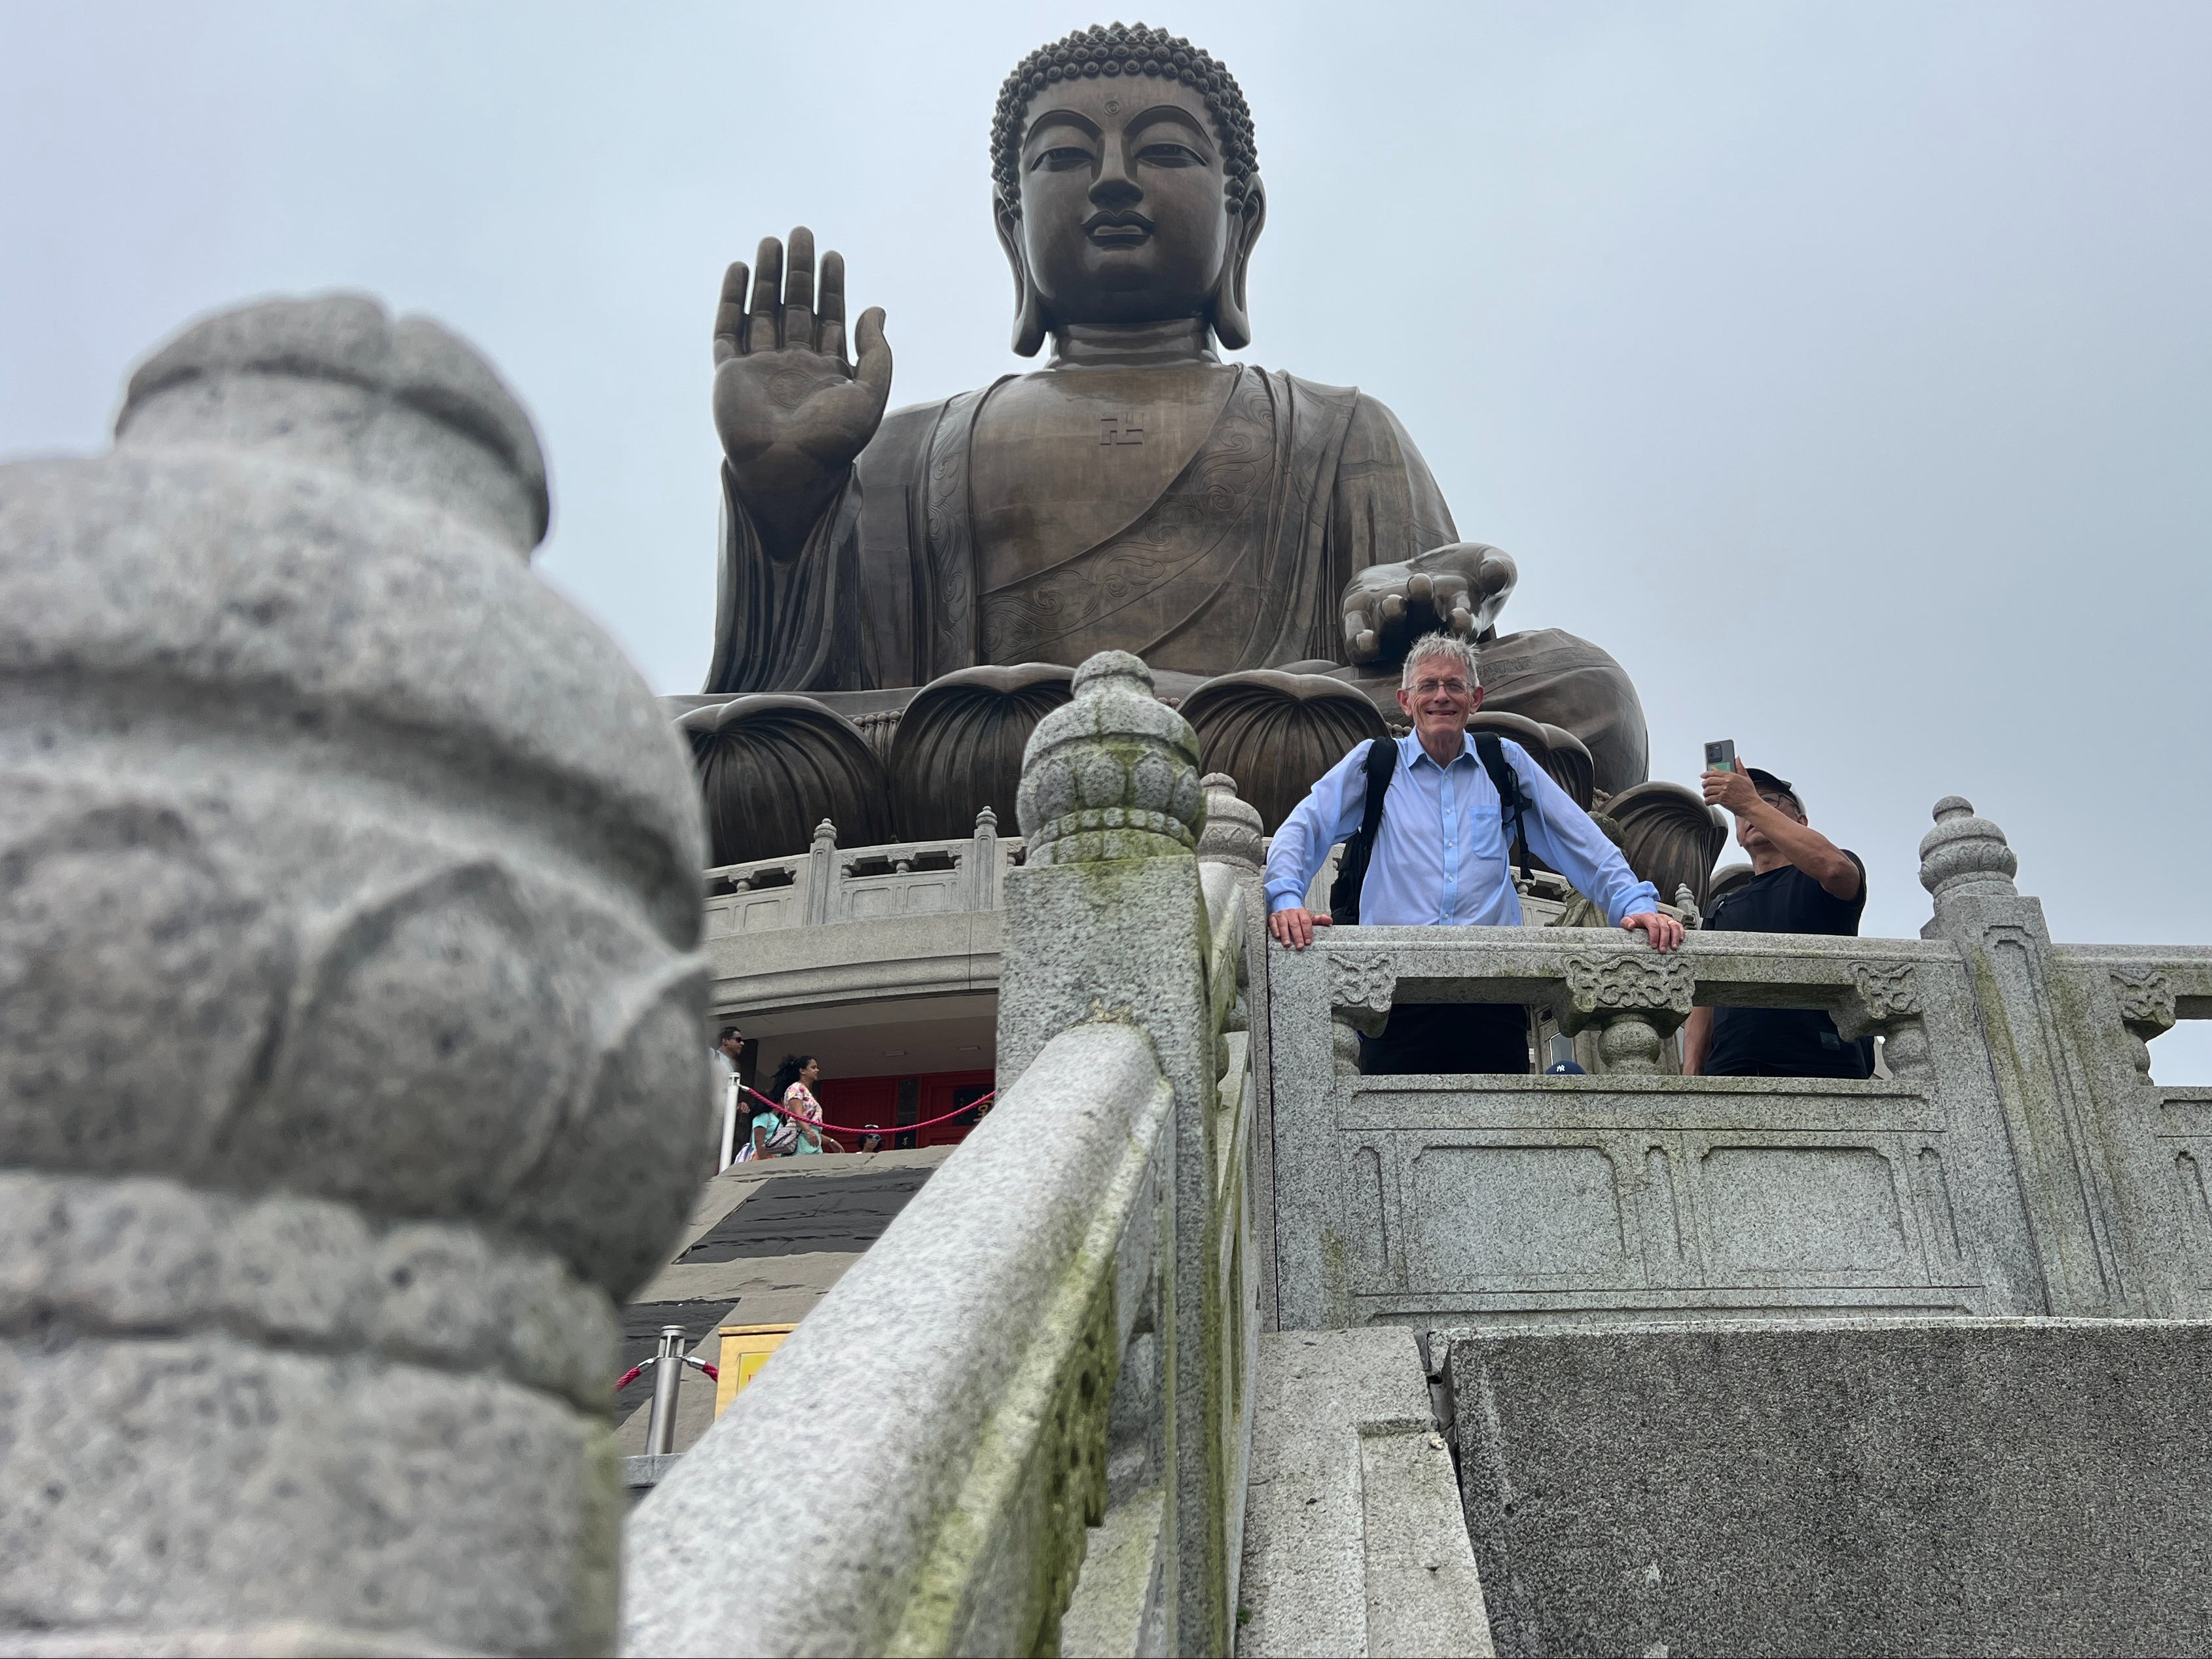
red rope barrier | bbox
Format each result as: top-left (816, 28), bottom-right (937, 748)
top-left (614, 1357), bottom-right (719, 1393)
top-left (738, 1083), bottom-right (996, 1145)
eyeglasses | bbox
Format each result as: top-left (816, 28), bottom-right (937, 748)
top-left (1410, 679), bottom-right (1473, 697)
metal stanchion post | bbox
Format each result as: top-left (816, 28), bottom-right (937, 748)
top-left (645, 1325), bottom-right (686, 1456)
top-left (718, 1076), bottom-right (740, 1171)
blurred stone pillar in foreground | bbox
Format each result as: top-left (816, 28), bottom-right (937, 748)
top-left (0, 296), bottom-right (712, 1654)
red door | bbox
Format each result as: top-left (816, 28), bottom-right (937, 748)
top-left (809, 1069), bottom-right (995, 1151)
top-left (914, 1070), bottom-right (995, 1149)
top-left (811, 1075), bottom-right (897, 1147)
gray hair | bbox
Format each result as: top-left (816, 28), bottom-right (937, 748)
top-left (1399, 632), bottom-right (1481, 691)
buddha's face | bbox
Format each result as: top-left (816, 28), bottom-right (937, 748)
top-left (1012, 76), bottom-right (1235, 327)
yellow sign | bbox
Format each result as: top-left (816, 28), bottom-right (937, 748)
top-left (714, 1323), bottom-right (795, 1418)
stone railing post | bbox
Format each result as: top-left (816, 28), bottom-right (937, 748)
top-left (968, 803), bottom-right (1000, 910)
top-left (1918, 794), bottom-right (2151, 1315)
top-left (0, 296), bottom-right (712, 1653)
top-left (805, 816), bottom-right (838, 925)
top-left (1000, 651), bottom-right (1231, 1656)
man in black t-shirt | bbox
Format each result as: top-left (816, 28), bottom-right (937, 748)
top-left (1684, 764), bottom-right (1874, 1079)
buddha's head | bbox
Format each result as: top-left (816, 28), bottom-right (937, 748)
top-left (991, 23), bottom-right (1266, 355)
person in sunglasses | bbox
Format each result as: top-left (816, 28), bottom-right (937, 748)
top-left (1684, 762), bottom-right (1874, 1079)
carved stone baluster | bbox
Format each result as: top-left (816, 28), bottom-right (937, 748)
top-left (0, 295), bottom-right (710, 1654)
top-left (1330, 951), bottom-right (1396, 1077)
top-left (969, 804), bottom-right (999, 910)
top-left (1836, 961), bottom-right (1931, 1080)
top-left (2110, 967), bottom-right (2177, 1080)
top-left (1553, 954), bottom-right (1696, 1075)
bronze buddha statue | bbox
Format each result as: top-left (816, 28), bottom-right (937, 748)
top-left (690, 22), bottom-right (1655, 859)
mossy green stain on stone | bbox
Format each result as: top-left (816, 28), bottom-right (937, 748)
top-left (886, 1261), bottom-right (1119, 1658)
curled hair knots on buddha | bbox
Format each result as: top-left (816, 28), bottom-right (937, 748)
top-left (990, 22), bottom-right (1260, 220)
top-left (771, 1053), bottom-right (818, 1097)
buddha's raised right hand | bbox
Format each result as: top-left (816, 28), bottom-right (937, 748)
top-left (712, 227), bottom-right (892, 553)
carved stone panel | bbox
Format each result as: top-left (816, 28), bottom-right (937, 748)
top-left (1556, 954), bottom-right (1697, 1029)
top-left (1329, 951), bottom-right (1396, 1035)
top-left (1835, 961), bottom-right (1925, 1043)
top-left (2111, 966), bottom-right (2177, 1035)
top-left (1409, 1145), bottom-right (1628, 1285)
top-left (1699, 1147), bottom-right (1913, 1277)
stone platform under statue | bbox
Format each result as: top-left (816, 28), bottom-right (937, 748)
top-left (674, 20), bottom-right (1720, 906)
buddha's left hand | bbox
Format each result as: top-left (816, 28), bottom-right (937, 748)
top-left (1340, 543), bottom-right (1517, 664)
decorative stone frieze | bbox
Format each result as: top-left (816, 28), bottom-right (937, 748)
top-left (1330, 951), bottom-right (1397, 1033)
top-left (1557, 952), bottom-right (1696, 1024)
top-left (1015, 651), bottom-right (1205, 865)
top-left (0, 294), bottom-right (710, 1656)
top-left (1847, 961), bottom-right (1924, 1024)
top-left (2110, 965), bottom-right (2178, 1078)
top-left (1554, 951), bottom-right (1696, 1075)
top-left (1833, 961), bottom-right (1932, 1077)
top-left (2110, 967), bottom-right (2177, 1035)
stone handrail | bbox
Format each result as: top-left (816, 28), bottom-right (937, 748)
top-left (702, 807), bottom-right (1024, 935)
top-left (621, 1020), bottom-right (1174, 1654)
top-left (626, 653), bottom-right (1264, 1656)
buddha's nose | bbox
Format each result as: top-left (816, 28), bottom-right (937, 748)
top-left (1090, 141), bottom-right (1142, 208)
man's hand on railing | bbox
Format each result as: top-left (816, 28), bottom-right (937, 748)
top-left (1268, 906), bottom-right (1333, 950)
top-left (1621, 911), bottom-right (1686, 952)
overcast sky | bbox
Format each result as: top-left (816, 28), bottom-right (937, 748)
top-left (5, 1), bottom-right (2207, 1075)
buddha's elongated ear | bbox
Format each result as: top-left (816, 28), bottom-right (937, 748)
top-left (994, 200), bottom-right (1049, 358)
top-left (1210, 175), bottom-right (1267, 351)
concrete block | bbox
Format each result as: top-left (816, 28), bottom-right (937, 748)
top-left (1450, 1317), bottom-right (2212, 1657)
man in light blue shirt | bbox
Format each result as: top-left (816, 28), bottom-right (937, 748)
top-left (1265, 634), bottom-right (1682, 1073)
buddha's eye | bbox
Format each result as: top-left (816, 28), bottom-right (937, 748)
top-left (1032, 145), bottom-right (1094, 171)
top-left (1137, 142), bottom-right (1206, 168)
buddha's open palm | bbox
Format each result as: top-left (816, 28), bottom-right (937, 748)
top-left (712, 228), bottom-right (891, 545)
top-left (1341, 543), bottom-right (1518, 664)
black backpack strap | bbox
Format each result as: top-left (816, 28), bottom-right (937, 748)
top-left (1326, 737), bottom-right (1399, 925)
top-left (1473, 732), bottom-right (1534, 883)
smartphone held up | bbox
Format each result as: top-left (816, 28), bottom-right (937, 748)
top-left (1704, 739), bottom-right (1737, 774)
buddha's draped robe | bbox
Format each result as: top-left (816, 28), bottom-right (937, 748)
top-left (704, 366), bottom-right (1453, 693)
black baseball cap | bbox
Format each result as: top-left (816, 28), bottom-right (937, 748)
top-left (1745, 767), bottom-right (1801, 809)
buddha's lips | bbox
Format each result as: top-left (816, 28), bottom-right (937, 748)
top-left (1085, 210), bottom-right (1154, 245)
